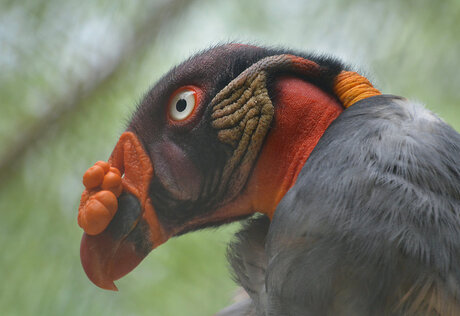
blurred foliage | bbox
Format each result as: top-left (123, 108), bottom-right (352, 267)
top-left (0, 0), bottom-right (459, 315)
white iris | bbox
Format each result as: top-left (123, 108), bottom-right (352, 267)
top-left (169, 89), bottom-right (196, 121)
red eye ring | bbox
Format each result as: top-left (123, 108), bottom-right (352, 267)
top-left (167, 85), bottom-right (203, 125)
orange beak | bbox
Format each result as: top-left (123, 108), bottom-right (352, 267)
top-left (79, 132), bottom-right (167, 291)
top-left (80, 223), bottom-right (144, 291)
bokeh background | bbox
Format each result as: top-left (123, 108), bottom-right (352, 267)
top-left (1, 0), bottom-right (459, 315)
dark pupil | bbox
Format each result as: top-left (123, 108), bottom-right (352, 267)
top-left (176, 99), bottom-right (187, 112)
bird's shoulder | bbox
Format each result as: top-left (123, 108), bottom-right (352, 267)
top-left (264, 95), bottom-right (460, 315)
top-left (272, 94), bottom-right (460, 267)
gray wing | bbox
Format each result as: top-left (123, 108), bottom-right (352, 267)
top-left (229, 95), bottom-right (460, 315)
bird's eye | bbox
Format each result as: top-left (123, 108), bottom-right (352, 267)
top-left (168, 87), bottom-right (200, 121)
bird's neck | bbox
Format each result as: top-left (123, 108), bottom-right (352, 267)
top-left (210, 76), bottom-right (343, 223)
top-left (250, 76), bottom-right (343, 218)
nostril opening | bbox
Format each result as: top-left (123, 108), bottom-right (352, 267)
top-left (105, 192), bottom-right (142, 240)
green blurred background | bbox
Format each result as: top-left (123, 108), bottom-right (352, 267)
top-left (1, 0), bottom-right (459, 315)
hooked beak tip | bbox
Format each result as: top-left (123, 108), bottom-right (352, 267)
top-left (80, 233), bottom-right (118, 291)
top-left (100, 281), bottom-right (118, 291)
top-left (80, 225), bottom-right (147, 291)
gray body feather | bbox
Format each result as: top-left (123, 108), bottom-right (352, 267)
top-left (223, 95), bottom-right (460, 315)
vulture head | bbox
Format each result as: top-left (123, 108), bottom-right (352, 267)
top-left (77, 44), bottom-right (381, 290)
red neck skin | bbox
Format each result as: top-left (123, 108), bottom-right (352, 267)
top-left (251, 76), bottom-right (343, 218)
top-left (193, 75), bottom-right (344, 226)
